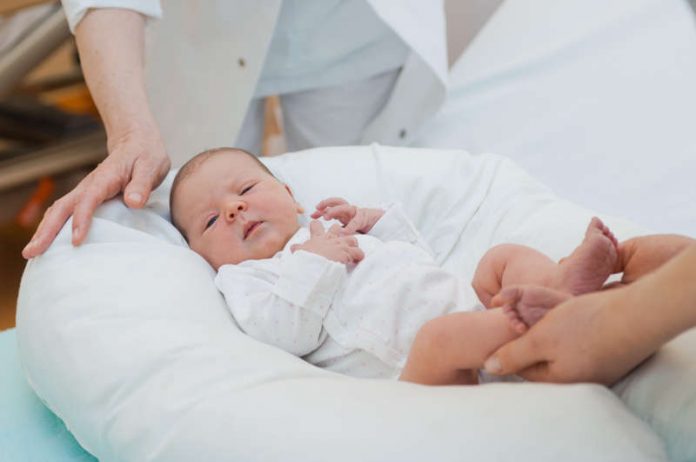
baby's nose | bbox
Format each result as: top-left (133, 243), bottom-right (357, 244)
top-left (225, 201), bottom-right (246, 221)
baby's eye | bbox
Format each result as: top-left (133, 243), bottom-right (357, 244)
top-left (205, 215), bottom-right (218, 230)
top-left (241, 184), bottom-right (254, 195)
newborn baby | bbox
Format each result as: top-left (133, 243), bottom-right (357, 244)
top-left (169, 147), bottom-right (645, 385)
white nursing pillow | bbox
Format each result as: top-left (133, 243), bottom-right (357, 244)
top-left (17, 145), bottom-right (671, 461)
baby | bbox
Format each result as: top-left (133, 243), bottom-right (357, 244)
top-left (169, 147), bottom-right (691, 385)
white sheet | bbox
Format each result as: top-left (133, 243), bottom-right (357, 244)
top-left (416, 0), bottom-right (696, 236)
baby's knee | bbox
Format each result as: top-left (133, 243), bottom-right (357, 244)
top-left (473, 244), bottom-right (528, 303)
top-left (413, 317), bottom-right (453, 356)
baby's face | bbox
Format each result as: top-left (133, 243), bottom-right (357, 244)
top-left (173, 153), bottom-right (303, 269)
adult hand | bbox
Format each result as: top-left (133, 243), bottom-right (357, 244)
top-left (485, 242), bottom-right (696, 385)
top-left (311, 197), bottom-right (384, 235)
top-left (483, 287), bottom-right (658, 385)
top-left (22, 129), bottom-right (170, 258)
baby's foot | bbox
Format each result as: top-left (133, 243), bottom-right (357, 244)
top-left (556, 217), bottom-right (618, 295)
top-left (493, 285), bottom-right (571, 333)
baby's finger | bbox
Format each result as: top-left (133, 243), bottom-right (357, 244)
top-left (309, 220), bottom-right (325, 237)
top-left (347, 245), bottom-right (365, 263)
top-left (312, 198), bottom-right (348, 218)
top-left (327, 223), bottom-right (343, 236)
top-left (314, 197), bottom-right (348, 211)
top-left (322, 204), bottom-right (356, 223)
top-left (342, 212), bottom-right (369, 235)
top-left (341, 235), bottom-right (359, 247)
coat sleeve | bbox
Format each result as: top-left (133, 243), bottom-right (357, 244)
top-left (61, 0), bottom-right (163, 33)
top-left (215, 250), bottom-right (347, 357)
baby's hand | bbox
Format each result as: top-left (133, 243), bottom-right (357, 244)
top-left (311, 197), bottom-right (384, 235)
top-left (291, 220), bottom-right (364, 264)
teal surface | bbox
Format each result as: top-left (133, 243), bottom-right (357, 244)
top-left (0, 328), bottom-right (96, 462)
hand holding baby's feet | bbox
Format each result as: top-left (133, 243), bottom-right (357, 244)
top-left (491, 285), bottom-right (571, 334)
top-left (311, 197), bottom-right (384, 235)
top-left (291, 220), bottom-right (364, 264)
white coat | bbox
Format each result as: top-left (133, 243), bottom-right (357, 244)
top-left (61, 0), bottom-right (447, 165)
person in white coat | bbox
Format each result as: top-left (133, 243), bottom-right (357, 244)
top-left (23, 0), bottom-right (448, 259)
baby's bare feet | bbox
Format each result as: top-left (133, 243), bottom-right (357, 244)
top-left (493, 285), bottom-right (571, 333)
top-left (556, 217), bottom-right (618, 295)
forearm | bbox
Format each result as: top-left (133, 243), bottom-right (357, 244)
top-left (75, 9), bottom-right (157, 138)
top-left (621, 242), bottom-right (696, 345)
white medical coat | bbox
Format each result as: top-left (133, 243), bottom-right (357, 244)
top-left (215, 204), bottom-right (474, 379)
top-left (60, 0), bottom-right (447, 165)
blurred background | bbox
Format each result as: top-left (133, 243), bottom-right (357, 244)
top-left (0, 0), bottom-right (502, 331)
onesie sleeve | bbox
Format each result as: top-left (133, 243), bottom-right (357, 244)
top-left (215, 251), bottom-right (347, 357)
top-left (367, 202), bottom-right (434, 255)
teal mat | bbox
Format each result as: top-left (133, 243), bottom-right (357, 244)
top-left (0, 328), bottom-right (95, 461)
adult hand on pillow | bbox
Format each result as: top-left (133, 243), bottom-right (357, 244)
top-left (22, 129), bottom-right (170, 259)
top-left (311, 197), bottom-right (384, 235)
top-left (291, 220), bottom-right (365, 264)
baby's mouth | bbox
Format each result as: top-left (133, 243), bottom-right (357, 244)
top-left (243, 221), bottom-right (262, 240)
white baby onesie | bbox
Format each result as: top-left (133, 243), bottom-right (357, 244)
top-left (215, 204), bottom-right (477, 379)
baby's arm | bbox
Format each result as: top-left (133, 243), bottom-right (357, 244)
top-left (216, 251), bottom-right (347, 356)
top-left (313, 198), bottom-right (433, 255)
top-left (312, 197), bottom-right (384, 234)
top-left (400, 308), bottom-right (520, 385)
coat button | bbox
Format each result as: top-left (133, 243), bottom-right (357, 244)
top-left (238, 58), bottom-right (246, 67)
top-left (399, 129), bottom-right (407, 139)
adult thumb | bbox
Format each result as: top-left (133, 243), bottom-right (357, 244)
top-left (483, 335), bottom-right (543, 376)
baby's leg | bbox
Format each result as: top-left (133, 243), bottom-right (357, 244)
top-left (399, 308), bottom-right (519, 385)
top-left (473, 218), bottom-right (618, 309)
top-left (472, 244), bottom-right (558, 308)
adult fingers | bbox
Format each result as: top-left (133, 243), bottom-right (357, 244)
top-left (483, 334), bottom-right (548, 377)
top-left (309, 220), bottom-right (325, 237)
top-left (22, 193), bottom-right (77, 258)
top-left (123, 155), bottom-right (168, 208)
top-left (72, 162), bottom-right (129, 245)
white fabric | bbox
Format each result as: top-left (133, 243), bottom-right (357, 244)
top-left (254, 0), bottom-right (408, 97)
top-left (216, 203), bottom-right (474, 379)
top-left (17, 145), bottom-right (668, 462)
top-left (60, 0), bottom-right (447, 165)
top-left (414, 0), bottom-right (696, 237)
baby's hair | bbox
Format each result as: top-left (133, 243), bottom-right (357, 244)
top-left (169, 147), bottom-right (275, 239)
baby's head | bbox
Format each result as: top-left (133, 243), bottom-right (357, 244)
top-left (170, 147), bottom-right (304, 269)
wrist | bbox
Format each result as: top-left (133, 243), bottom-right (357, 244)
top-left (105, 118), bottom-right (163, 149)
